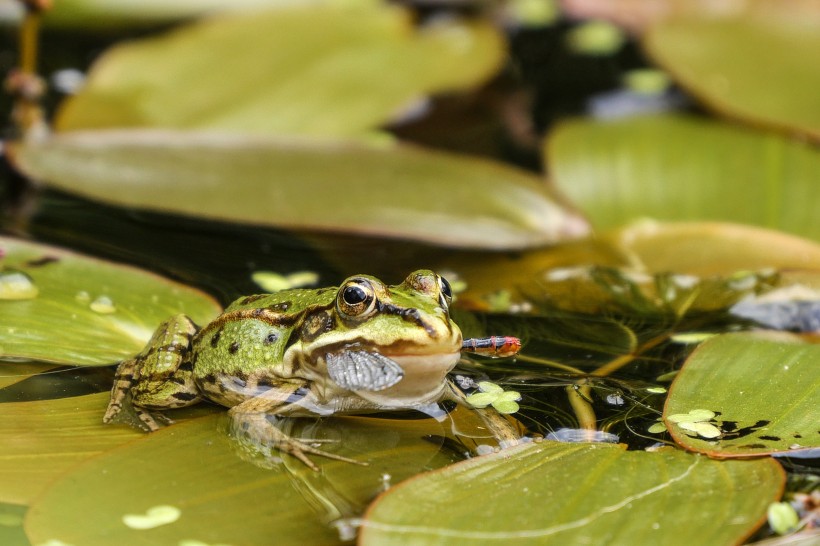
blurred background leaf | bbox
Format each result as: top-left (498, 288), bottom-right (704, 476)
top-left (53, 2), bottom-right (504, 139)
top-left (11, 131), bottom-right (588, 250)
top-left (547, 114), bottom-right (820, 239)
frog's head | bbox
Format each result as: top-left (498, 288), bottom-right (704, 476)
top-left (303, 270), bottom-right (463, 405)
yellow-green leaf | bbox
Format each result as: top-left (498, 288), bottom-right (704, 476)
top-left (0, 236), bottom-right (221, 365)
top-left (360, 442), bottom-right (784, 546)
top-left (0, 0), bottom-right (296, 29)
top-left (547, 115), bottom-right (820, 240)
top-left (644, 12), bottom-right (820, 141)
top-left (665, 332), bottom-right (820, 457)
top-left (11, 131), bottom-right (587, 250)
top-left (55, 3), bottom-right (504, 139)
top-left (25, 412), bottom-right (464, 546)
top-left (0, 393), bottom-right (141, 504)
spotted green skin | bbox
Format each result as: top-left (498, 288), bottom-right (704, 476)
top-left (105, 270), bottom-right (463, 425)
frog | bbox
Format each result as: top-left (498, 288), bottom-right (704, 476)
top-left (104, 269), bottom-right (522, 470)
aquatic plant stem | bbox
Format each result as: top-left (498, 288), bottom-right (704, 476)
top-left (515, 355), bottom-right (585, 374)
top-left (590, 331), bottom-right (670, 377)
top-left (7, 1), bottom-right (48, 138)
top-left (566, 382), bottom-right (596, 431)
top-left (514, 355), bottom-right (598, 431)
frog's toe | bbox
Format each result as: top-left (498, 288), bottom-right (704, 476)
top-left (134, 408), bottom-right (167, 432)
top-left (281, 438), bottom-right (368, 471)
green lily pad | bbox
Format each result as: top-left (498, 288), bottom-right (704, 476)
top-left (0, 236), bottom-right (221, 365)
top-left (644, 12), bottom-right (820, 141)
top-left (0, 362), bottom-right (58, 390)
top-left (25, 412), bottom-right (465, 546)
top-left (360, 442), bottom-right (784, 546)
top-left (605, 221), bottom-right (820, 277)
top-left (10, 131), bottom-right (587, 250)
top-left (54, 2), bottom-right (504, 139)
top-left (0, 391), bottom-right (221, 506)
top-left (0, 503), bottom-right (27, 546)
top-left (0, 393), bottom-right (142, 504)
top-left (36, 0), bottom-right (291, 29)
top-left (665, 332), bottom-right (820, 457)
top-left (547, 114), bottom-right (820, 240)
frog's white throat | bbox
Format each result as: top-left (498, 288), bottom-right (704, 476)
top-left (355, 351), bottom-right (461, 407)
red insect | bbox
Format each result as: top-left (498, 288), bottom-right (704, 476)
top-left (461, 336), bottom-right (522, 358)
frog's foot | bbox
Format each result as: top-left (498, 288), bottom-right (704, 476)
top-left (103, 358), bottom-right (137, 425)
top-left (231, 412), bottom-right (367, 472)
top-left (134, 408), bottom-right (175, 432)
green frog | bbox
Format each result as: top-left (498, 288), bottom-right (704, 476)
top-left (104, 270), bottom-right (522, 469)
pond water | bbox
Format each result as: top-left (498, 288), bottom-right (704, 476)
top-left (2, 188), bottom-right (814, 545)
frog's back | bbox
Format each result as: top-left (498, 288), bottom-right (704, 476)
top-left (190, 287), bottom-right (337, 406)
top-left (223, 287), bottom-right (337, 315)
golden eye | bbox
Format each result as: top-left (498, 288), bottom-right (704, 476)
top-left (437, 275), bottom-right (453, 308)
top-left (337, 279), bottom-right (376, 317)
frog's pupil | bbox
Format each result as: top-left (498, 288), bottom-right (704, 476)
top-left (343, 285), bottom-right (367, 305)
top-left (440, 277), bottom-right (452, 299)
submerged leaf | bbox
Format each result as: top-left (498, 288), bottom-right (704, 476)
top-left (547, 115), bottom-right (820, 240)
top-left (0, 236), bottom-right (221, 365)
top-left (665, 332), bottom-right (820, 457)
top-left (55, 2), bottom-right (504, 138)
top-left (11, 131), bottom-right (588, 250)
top-left (360, 442), bottom-right (784, 546)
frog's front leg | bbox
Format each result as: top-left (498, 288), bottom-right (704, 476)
top-left (228, 383), bottom-right (366, 471)
top-left (104, 314), bottom-right (202, 431)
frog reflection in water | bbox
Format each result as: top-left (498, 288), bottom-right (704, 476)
top-left (104, 270), bottom-right (522, 469)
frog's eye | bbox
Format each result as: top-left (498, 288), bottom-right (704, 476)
top-left (438, 276), bottom-right (453, 308)
top-left (338, 279), bottom-right (376, 317)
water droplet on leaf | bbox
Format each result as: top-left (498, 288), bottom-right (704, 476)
top-left (74, 290), bottom-right (90, 303)
top-left (0, 270), bottom-right (39, 300)
top-left (90, 295), bottom-right (116, 314)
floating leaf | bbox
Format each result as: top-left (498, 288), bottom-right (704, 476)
top-left (665, 332), bottom-right (820, 457)
top-left (466, 382), bottom-right (521, 414)
top-left (767, 502), bottom-right (800, 535)
top-left (55, 3), bottom-right (504, 139)
top-left (11, 131), bottom-right (587, 250)
top-left (647, 422), bottom-right (667, 434)
top-left (0, 393), bottom-right (142, 504)
top-left (477, 381), bottom-right (504, 394)
top-left (464, 392), bottom-right (497, 408)
top-left (251, 270), bottom-right (319, 292)
top-left (0, 236), bottom-right (221, 365)
top-left (667, 409), bottom-right (715, 423)
top-left (0, 0), bottom-right (291, 29)
top-left (606, 221), bottom-right (820, 277)
top-left (0, 362), bottom-right (58, 390)
top-left (547, 115), bottom-right (820, 240)
top-left (360, 442), bottom-right (784, 546)
top-left (566, 20), bottom-right (625, 55)
top-left (644, 11), bottom-right (820, 141)
top-left (25, 412), bottom-right (466, 546)
top-left (678, 421), bottom-right (722, 439)
top-left (0, 503), bottom-right (26, 546)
